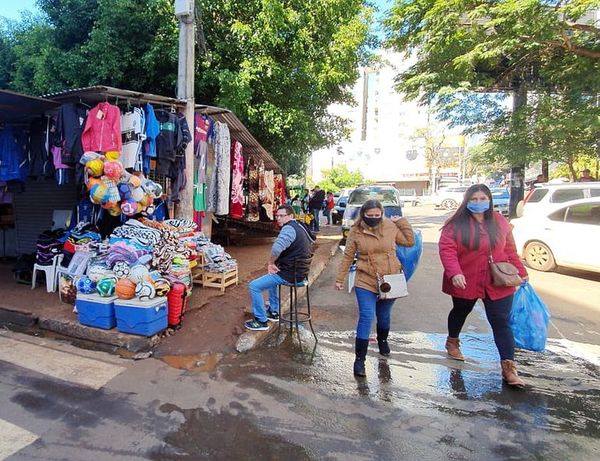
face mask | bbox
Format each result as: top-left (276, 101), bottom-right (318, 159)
top-left (363, 216), bottom-right (382, 227)
top-left (467, 201), bottom-right (490, 214)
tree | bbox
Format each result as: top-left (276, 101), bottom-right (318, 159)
top-left (1, 0), bottom-right (374, 176)
top-left (384, 0), bottom-right (600, 178)
top-left (317, 164), bottom-right (364, 192)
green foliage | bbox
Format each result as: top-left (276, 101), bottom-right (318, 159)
top-left (317, 163), bottom-right (364, 192)
top-left (1, 0), bottom-right (373, 176)
top-left (384, 0), bottom-right (600, 176)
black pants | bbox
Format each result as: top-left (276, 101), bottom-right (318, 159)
top-left (448, 294), bottom-right (515, 360)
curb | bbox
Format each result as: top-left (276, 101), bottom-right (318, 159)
top-left (235, 239), bottom-right (339, 352)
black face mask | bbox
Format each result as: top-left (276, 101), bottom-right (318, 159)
top-left (363, 216), bottom-right (382, 228)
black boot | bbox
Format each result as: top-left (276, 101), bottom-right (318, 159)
top-left (377, 327), bottom-right (390, 356)
top-left (353, 338), bottom-right (369, 377)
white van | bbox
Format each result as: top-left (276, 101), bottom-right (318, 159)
top-left (517, 182), bottom-right (600, 217)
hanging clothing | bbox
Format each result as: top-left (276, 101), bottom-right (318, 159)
top-left (274, 174), bottom-right (286, 211)
top-left (56, 103), bottom-right (87, 164)
top-left (262, 169), bottom-right (275, 221)
top-left (246, 157), bottom-right (260, 222)
top-left (229, 141), bottom-right (245, 219)
top-left (155, 109), bottom-right (182, 177)
top-left (120, 107), bottom-right (146, 170)
top-left (28, 116), bottom-right (53, 178)
top-left (206, 121), bottom-right (231, 216)
top-left (143, 103), bottom-right (160, 174)
top-left (81, 102), bottom-right (122, 153)
top-left (0, 127), bottom-right (27, 182)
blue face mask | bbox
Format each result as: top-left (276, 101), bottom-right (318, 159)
top-left (467, 201), bottom-right (490, 214)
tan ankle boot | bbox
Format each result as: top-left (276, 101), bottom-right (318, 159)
top-left (501, 360), bottom-right (525, 388)
top-left (445, 336), bottom-right (465, 361)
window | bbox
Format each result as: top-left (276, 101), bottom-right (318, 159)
top-left (548, 208), bottom-right (567, 222)
top-left (527, 189), bottom-right (548, 203)
top-left (550, 188), bottom-right (584, 203)
top-left (590, 188), bottom-right (600, 197)
top-left (564, 203), bottom-right (600, 225)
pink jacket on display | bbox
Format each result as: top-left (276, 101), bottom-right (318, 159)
top-left (81, 102), bottom-right (122, 152)
top-left (438, 212), bottom-right (527, 300)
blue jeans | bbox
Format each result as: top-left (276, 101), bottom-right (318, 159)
top-left (249, 273), bottom-right (286, 322)
top-left (354, 287), bottom-right (396, 340)
top-left (311, 208), bottom-right (321, 231)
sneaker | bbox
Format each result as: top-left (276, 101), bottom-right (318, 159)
top-left (244, 318), bottom-right (269, 331)
top-left (266, 309), bottom-right (279, 322)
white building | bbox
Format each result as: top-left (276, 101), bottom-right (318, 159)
top-left (310, 50), bottom-right (467, 194)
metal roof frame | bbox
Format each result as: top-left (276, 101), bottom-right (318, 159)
top-left (0, 89), bottom-right (60, 124)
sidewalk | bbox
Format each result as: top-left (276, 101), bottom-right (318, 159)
top-left (0, 225), bottom-right (341, 356)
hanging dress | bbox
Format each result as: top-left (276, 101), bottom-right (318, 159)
top-left (229, 141), bottom-right (245, 219)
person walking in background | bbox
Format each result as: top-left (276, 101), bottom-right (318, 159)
top-left (309, 186), bottom-right (325, 232)
top-left (324, 191), bottom-right (335, 225)
top-left (579, 169), bottom-right (596, 182)
top-left (244, 205), bottom-right (315, 331)
top-left (438, 184), bottom-right (528, 388)
top-left (335, 199), bottom-right (414, 377)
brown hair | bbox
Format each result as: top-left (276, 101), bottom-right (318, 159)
top-left (352, 199), bottom-right (384, 228)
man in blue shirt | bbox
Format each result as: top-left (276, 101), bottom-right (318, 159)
top-left (244, 205), bottom-right (315, 331)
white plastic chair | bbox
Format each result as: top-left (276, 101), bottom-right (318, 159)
top-left (31, 254), bottom-right (63, 293)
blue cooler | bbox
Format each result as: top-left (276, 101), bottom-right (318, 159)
top-left (76, 294), bottom-right (117, 329)
top-left (114, 297), bottom-right (168, 336)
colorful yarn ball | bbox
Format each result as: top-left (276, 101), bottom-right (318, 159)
top-left (103, 161), bottom-right (124, 180)
top-left (115, 278), bottom-right (136, 300)
top-left (76, 276), bottom-right (96, 294)
top-left (135, 281), bottom-right (156, 301)
top-left (112, 261), bottom-right (131, 279)
top-left (85, 158), bottom-right (104, 177)
top-left (96, 276), bottom-right (117, 297)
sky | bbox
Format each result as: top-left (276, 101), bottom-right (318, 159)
top-left (0, 0), bottom-right (39, 20)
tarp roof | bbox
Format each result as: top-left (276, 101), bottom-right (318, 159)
top-left (0, 89), bottom-right (60, 124)
top-left (43, 86), bottom-right (282, 173)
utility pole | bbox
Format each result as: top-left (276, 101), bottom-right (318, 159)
top-left (509, 81), bottom-right (526, 218)
top-left (175, 0), bottom-right (195, 219)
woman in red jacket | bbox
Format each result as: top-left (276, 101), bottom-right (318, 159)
top-left (438, 184), bottom-right (528, 387)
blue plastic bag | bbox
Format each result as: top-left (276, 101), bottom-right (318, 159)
top-left (509, 282), bottom-right (551, 352)
top-left (396, 229), bottom-right (423, 281)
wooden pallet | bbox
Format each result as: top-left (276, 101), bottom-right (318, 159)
top-left (200, 267), bottom-right (239, 292)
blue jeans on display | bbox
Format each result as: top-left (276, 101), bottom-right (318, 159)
top-left (448, 295), bottom-right (515, 360)
top-left (354, 287), bottom-right (396, 340)
top-left (249, 273), bottom-right (286, 322)
top-left (311, 208), bottom-right (321, 231)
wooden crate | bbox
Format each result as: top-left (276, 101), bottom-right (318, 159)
top-left (201, 267), bottom-right (238, 292)
top-left (192, 254), bottom-right (205, 286)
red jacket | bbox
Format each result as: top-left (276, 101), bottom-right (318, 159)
top-left (438, 212), bottom-right (527, 300)
top-left (81, 102), bottom-right (122, 152)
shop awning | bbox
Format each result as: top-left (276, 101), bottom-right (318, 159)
top-left (0, 89), bottom-right (60, 124)
top-left (197, 105), bottom-right (283, 173)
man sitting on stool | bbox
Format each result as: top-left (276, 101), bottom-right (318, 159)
top-left (244, 205), bottom-right (315, 331)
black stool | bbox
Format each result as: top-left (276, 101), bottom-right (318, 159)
top-left (277, 257), bottom-right (317, 344)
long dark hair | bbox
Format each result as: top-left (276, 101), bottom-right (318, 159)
top-left (442, 184), bottom-right (498, 249)
top-left (352, 199), bottom-right (384, 228)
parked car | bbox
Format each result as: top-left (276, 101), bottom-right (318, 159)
top-left (511, 198), bottom-right (600, 273)
top-left (491, 188), bottom-right (510, 217)
top-left (517, 182), bottom-right (600, 217)
top-left (341, 185), bottom-right (403, 243)
top-left (396, 188), bottom-right (421, 206)
top-left (331, 196), bottom-right (348, 225)
top-left (432, 186), bottom-right (469, 210)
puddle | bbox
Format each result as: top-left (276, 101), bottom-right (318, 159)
top-left (161, 353), bottom-right (224, 372)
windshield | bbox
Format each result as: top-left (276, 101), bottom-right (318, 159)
top-left (348, 188), bottom-right (400, 206)
top-left (491, 189), bottom-right (509, 199)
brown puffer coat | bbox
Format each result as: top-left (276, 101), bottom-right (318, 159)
top-left (336, 218), bottom-right (415, 294)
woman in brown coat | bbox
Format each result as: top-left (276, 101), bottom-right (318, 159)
top-left (335, 199), bottom-right (415, 377)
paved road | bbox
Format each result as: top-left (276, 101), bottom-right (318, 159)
top-left (1, 205), bottom-right (599, 460)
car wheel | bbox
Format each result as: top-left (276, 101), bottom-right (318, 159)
top-left (524, 241), bottom-right (556, 272)
top-left (441, 199), bottom-right (457, 210)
